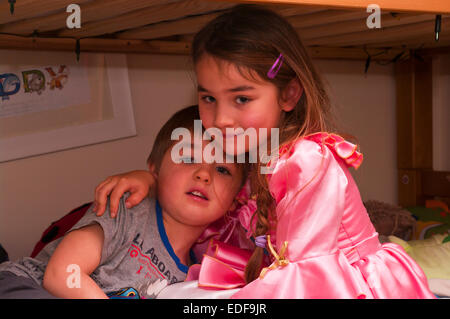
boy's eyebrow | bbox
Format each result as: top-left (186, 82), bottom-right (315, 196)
top-left (197, 84), bottom-right (255, 93)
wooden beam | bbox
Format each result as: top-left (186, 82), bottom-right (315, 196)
top-left (306, 46), bottom-right (408, 60)
top-left (58, 0), bottom-right (235, 38)
top-left (366, 34), bottom-right (450, 50)
top-left (416, 44), bottom-right (450, 55)
top-left (0, 0), bottom-right (91, 24)
top-left (305, 17), bottom-right (450, 47)
top-left (398, 169), bottom-right (423, 207)
top-left (0, 34), bottom-right (408, 60)
top-left (0, 0), bottom-right (179, 36)
top-left (421, 170), bottom-right (450, 198)
top-left (395, 54), bottom-right (433, 206)
top-left (233, 0), bottom-right (450, 14)
top-left (0, 34), bottom-right (191, 55)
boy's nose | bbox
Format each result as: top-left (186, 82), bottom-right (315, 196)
top-left (194, 167), bottom-right (211, 184)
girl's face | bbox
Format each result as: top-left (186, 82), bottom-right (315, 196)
top-left (196, 54), bottom-right (293, 155)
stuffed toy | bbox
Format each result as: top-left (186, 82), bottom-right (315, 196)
top-left (364, 200), bottom-right (417, 241)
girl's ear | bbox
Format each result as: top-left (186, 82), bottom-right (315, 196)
top-left (279, 78), bottom-right (303, 112)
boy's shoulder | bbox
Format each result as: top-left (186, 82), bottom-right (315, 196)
top-left (119, 193), bottom-right (155, 216)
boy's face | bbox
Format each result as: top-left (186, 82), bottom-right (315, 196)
top-left (153, 139), bottom-right (244, 228)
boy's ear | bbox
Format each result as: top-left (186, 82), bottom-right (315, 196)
top-left (148, 162), bottom-right (158, 178)
top-left (279, 78), bottom-right (303, 112)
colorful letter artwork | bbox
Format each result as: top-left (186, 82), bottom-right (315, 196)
top-left (0, 63), bottom-right (91, 119)
top-left (1, 65), bottom-right (69, 100)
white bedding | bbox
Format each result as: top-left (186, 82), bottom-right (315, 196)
top-left (157, 280), bottom-right (240, 299)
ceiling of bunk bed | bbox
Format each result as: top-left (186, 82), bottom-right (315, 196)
top-left (0, 0), bottom-right (449, 60)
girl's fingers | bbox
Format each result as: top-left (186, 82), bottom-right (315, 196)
top-left (94, 177), bottom-right (119, 216)
top-left (124, 189), bottom-right (148, 210)
top-left (108, 178), bottom-right (134, 218)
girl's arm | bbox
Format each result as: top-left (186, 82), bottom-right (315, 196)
top-left (94, 170), bottom-right (155, 218)
top-left (43, 224), bottom-right (108, 299)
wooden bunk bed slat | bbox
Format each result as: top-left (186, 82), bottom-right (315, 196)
top-left (240, 0), bottom-right (450, 14)
top-left (0, 0), bottom-right (178, 36)
top-left (297, 13), bottom-right (435, 41)
top-left (58, 0), bottom-right (235, 38)
top-left (0, 0), bottom-right (91, 25)
top-left (116, 12), bottom-right (220, 40)
top-left (287, 9), bottom-right (368, 29)
top-left (116, 4), bottom-right (323, 40)
top-left (306, 17), bottom-right (450, 46)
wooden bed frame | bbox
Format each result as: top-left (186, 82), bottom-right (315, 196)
top-left (0, 0), bottom-right (449, 208)
top-left (395, 55), bottom-right (450, 208)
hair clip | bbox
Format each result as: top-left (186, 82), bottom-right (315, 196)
top-left (254, 235), bottom-right (267, 248)
top-left (267, 53), bottom-right (284, 79)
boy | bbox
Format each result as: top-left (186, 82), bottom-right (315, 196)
top-left (0, 105), bottom-right (247, 299)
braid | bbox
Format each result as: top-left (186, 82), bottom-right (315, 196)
top-left (244, 164), bottom-right (275, 283)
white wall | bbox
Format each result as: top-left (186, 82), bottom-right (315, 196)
top-left (315, 58), bottom-right (397, 204)
top-left (1, 52), bottom-right (447, 261)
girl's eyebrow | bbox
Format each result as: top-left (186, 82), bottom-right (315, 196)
top-left (197, 84), bottom-right (255, 93)
top-left (228, 85), bottom-right (255, 92)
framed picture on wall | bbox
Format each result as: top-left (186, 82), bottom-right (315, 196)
top-left (0, 51), bottom-right (136, 162)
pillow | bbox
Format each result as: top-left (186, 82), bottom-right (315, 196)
top-left (388, 234), bottom-right (450, 280)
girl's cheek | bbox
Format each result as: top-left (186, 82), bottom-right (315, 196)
top-left (199, 109), bottom-right (214, 129)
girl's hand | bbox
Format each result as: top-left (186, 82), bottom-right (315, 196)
top-left (93, 170), bottom-right (155, 218)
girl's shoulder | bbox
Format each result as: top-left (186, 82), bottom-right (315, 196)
top-left (278, 132), bottom-right (363, 170)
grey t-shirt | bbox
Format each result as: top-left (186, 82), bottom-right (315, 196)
top-left (0, 195), bottom-right (192, 299)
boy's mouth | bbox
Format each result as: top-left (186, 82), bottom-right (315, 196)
top-left (186, 189), bottom-right (209, 201)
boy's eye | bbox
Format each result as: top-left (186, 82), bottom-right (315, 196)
top-left (180, 157), bottom-right (194, 164)
top-left (201, 96), bottom-right (216, 103)
top-left (216, 166), bottom-right (231, 176)
top-left (235, 96), bottom-right (251, 104)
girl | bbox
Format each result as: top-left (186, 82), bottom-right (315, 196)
top-left (93, 5), bottom-right (434, 298)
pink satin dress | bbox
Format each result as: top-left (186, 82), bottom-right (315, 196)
top-left (231, 133), bottom-right (435, 299)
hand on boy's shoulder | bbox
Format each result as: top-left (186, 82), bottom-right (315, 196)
top-left (98, 192), bottom-right (153, 222)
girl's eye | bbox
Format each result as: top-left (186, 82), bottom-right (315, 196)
top-left (235, 96), bottom-right (251, 105)
top-left (201, 96), bottom-right (216, 103)
top-left (216, 166), bottom-right (231, 176)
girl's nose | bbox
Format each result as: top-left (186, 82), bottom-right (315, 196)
top-left (194, 166), bottom-right (211, 184)
top-left (214, 103), bottom-right (234, 129)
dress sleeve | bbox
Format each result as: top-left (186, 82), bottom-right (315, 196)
top-left (268, 138), bottom-right (349, 261)
top-left (231, 136), bottom-right (366, 298)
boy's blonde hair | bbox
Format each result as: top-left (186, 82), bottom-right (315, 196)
top-left (146, 105), bottom-right (200, 172)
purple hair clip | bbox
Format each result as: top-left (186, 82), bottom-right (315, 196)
top-left (267, 53), bottom-right (284, 79)
top-left (254, 235), bottom-right (267, 248)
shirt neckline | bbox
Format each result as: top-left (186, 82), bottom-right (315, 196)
top-left (155, 200), bottom-right (196, 273)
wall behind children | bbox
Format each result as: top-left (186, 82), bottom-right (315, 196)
top-left (0, 52), bottom-right (448, 261)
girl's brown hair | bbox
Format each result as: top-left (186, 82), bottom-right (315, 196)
top-left (192, 4), bottom-right (338, 282)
